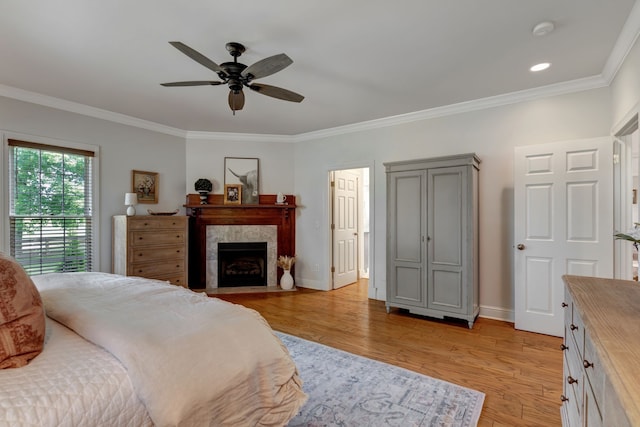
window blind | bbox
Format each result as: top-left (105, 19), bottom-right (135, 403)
top-left (8, 139), bottom-right (94, 275)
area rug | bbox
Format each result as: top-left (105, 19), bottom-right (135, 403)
top-left (276, 332), bottom-right (485, 427)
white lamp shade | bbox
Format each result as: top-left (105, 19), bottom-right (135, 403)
top-left (124, 193), bottom-right (138, 206)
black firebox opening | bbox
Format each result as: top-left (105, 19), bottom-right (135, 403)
top-left (218, 242), bottom-right (267, 287)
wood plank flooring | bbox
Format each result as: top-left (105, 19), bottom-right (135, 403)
top-left (216, 279), bottom-right (563, 426)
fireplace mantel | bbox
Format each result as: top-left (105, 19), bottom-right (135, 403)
top-left (185, 194), bottom-right (296, 289)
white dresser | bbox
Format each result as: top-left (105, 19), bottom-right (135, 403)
top-left (561, 275), bottom-right (640, 426)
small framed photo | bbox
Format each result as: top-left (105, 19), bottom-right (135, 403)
top-left (224, 157), bottom-right (259, 204)
top-left (132, 170), bottom-right (158, 204)
top-left (224, 184), bottom-right (242, 205)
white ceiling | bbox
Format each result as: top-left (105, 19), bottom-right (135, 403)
top-left (1, 0), bottom-right (638, 136)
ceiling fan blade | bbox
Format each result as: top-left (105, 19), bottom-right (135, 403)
top-left (161, 81), bottom-right (224, 87)
top-left (248, 83), bottom-right (304, 103)
top-left (241, 53), bottom-right (293, 80)
top-left (228, 90), bottom-right (245, 112)
top-left (169, 41), bottom-right (227, 76)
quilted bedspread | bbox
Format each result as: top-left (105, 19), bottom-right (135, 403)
top-left (0, 317), bottom-right (153, 426)
top-left (2, 272), bottom-right (306, 427)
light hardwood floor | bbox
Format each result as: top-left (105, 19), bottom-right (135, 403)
top-left (216, 279), bottom-right (563, 426)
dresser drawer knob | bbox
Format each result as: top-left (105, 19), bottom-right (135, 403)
top-left (562, 302), bottom-right (568, 308)
top-left (560, 395), bottom-right (569, 403)
top-left (560, 344), bottom-right (568, 351)
top-left (583, 359), bottom-right (594, 369)
top-left (570, 324), bottom-right (578, 331)
top-left (567, 376), bottom-right (578, 385)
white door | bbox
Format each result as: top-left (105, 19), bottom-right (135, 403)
top-left (333, 170), bottom-right (358, 288)
top-left (514, 138), bottom-right (613, 336)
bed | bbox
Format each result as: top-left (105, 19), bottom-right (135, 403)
top-left (0, 270), bottom-right (307, 426)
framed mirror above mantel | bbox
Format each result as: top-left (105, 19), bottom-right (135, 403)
top-left (184, 194), bottom-right (296, 290)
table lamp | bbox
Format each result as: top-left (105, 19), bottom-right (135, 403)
top-left (125, 192), bottom-right (138, 216)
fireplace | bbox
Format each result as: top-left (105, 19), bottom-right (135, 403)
top-left (218, 242), bottom-right (267, 287)
top-left (185, 193), bottom-right (296, 289)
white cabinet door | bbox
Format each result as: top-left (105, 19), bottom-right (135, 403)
top-left (514, 138), bottom-right (613, 336)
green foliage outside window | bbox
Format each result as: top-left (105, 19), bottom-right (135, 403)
top-left (11, 146), bottom-right (93, 274)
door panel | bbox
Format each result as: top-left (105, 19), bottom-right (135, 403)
top-left (333, 170), bottom-right (358, 288)
top-left (428, 167), bottom-right (466, 314)
top-left (387, 170), bottom-right (427, 307)
top-left (395, 266), bottom-right (423, 302)
top-left (514, 138), bottom-right (613, 336)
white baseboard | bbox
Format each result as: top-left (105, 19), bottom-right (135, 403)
top-left (295, 278), bottom-right (330, 291)
top-left (479, 305), bottom-right (514, 323)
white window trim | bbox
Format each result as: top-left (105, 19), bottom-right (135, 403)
top-left (1, 131), bottom-right (101, 271)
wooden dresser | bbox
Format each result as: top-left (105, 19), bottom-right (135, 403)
top-left (561, 275), bottom-right (640, 427)
top-left (112, 215), bottom-right (188, 287)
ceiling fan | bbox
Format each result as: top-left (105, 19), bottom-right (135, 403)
top-left (161, 41), bottom-right (304, 114)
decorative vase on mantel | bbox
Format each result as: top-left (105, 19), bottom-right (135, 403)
top-left (198, 191), bottom-right (209, 205)
top-left (280, 269), bottom-right (294, 290)
top-left (194, 178), bottom-right (213, 205)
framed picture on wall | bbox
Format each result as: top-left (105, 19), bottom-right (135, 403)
top-left (224, 157), bottom-right (259, 204)
top-left (224, 184), bottom-right (242, 205)
top-left (132, 170), bottom-right (158, 204)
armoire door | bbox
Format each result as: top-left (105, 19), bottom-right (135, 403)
top-left (427, 166), bottom-right (467, 314)
top-left (387, 169), bottom-right (427, 307)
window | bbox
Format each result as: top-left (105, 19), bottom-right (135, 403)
top-left (8, 139), bottom-right (94, 275)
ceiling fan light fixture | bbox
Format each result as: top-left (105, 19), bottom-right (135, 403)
top-left (530, 62), bottom-right (551, 72)
top-left (162, 41), bottom-right (304, 114)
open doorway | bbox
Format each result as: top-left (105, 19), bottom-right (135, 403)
top-left (329, 168), bottom-right (370, 289)
top-left (614, 112), bottom-right (639, 280)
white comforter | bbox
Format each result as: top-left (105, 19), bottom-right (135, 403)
top-left (18, 272), bottom-right (306, 427)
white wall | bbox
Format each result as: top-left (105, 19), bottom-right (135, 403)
top-left (292, 88), bottom-right (612, 320)
top-left (185, 138), bottom-right (295, 196)
top-left (0, 96), bottom-right (186, 272)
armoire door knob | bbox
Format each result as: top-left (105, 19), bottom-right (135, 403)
top-left (517, 244), bottom-right (525, 250)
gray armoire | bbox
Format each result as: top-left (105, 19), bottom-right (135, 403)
top-left (385, 153), bottom-right (480, 328)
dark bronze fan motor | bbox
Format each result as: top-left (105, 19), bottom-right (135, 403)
top-left (161, 41), bottom-right (304, 115)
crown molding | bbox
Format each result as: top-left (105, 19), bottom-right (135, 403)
top-left (185, 130), bottom-right (296, 143)
top-left (602, 0), bottom-right (640, 83)
top-left (0, 74), bottom-right (610, 144)
top-left (0, 84), bottom-right (187, 138)
top-left (294, 75), bottom-right (608, 142)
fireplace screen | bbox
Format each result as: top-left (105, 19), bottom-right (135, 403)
top-left (218, 242), bottom-right (268, 287)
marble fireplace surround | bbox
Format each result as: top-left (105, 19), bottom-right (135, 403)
top-left (206, 225), bottom-right (277, 289)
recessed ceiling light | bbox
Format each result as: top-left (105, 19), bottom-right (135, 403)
top-left (532, 21), bottom-right (555, 37)
top-left (530, 62), bottom-right (551, 72)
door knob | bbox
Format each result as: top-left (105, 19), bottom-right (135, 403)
top-left (517, 244), bottom-right (525, 250)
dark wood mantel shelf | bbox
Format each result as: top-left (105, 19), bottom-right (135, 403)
top-left (185, 194), bottom-right (296, 289)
